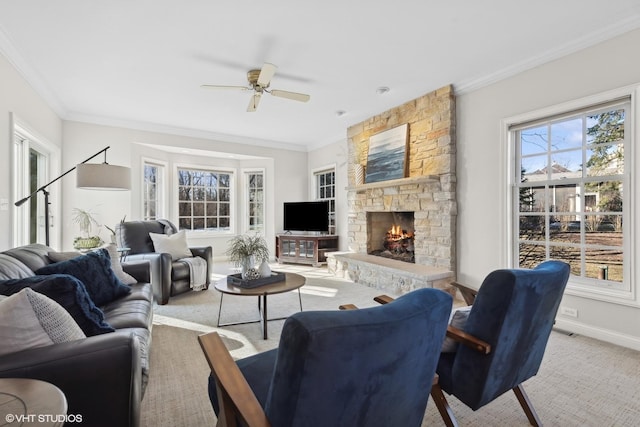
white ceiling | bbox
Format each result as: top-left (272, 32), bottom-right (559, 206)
top-left (1, 1), bottom-right (640, 151)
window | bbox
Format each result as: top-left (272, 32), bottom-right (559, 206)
top-left (315, 168), bottom-right (335, 234)
top-left (11, 118), bottom-right (56, 248)
top-left (177, 167), bottom-right (232, 231)
top-left (142, 161), bottom-right (165, 220)
top-left (512, 98), bottom-right (629, 292)
top-left (245, 170), bottom-right (264, 232)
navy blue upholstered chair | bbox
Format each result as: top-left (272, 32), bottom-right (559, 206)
top-left (198, 288), bottom-right (453, 427)
top-left (429, 260), bottom-right (571, 426)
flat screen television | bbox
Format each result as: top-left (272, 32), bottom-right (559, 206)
top-left (283, 201), bottom-right (330, 233)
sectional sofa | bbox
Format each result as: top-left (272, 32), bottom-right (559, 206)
top-left (0, 243), bottom-right (153, 427)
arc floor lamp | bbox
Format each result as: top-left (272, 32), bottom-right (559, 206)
top-left (14, 146), bottom-right (131, 246)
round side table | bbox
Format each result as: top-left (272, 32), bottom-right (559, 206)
top-left (0, 378), bottom-right (67, 426)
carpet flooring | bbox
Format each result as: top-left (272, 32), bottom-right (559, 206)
top-left (140, 264), bottom-right (640, 426)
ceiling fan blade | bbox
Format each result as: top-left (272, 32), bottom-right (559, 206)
top-left (201, 84), bottom-right (249, 90)
top-left (257, 63), bottom-right (277, 87)
top-left (247, 93), bottom-right (262, 112)
top-left (270, 89), bottom-right (310, 103)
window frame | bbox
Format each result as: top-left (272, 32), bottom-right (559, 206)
top-left (141, 158), bottom-right (167, 221)
top-left (502, 85), bottom-right (638, 306)
top-left (173, 163), bottom-right (235, 235)
top-left (312, 165), bottom-right (336, 235)
top-left (242, 168), bottom-right (265, 234)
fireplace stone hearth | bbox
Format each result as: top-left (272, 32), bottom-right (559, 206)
top-left (330, 85), bottom-right (457, 295)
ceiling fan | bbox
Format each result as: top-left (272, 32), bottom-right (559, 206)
top-left (201, 62), bottom-right (310, 112)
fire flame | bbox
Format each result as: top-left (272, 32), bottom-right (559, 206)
top-left (387, 224), bottom-right (414, 241)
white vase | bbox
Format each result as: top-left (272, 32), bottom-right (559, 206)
top-left (240, 256), bottom-right (256, 279)
top-left (258, 260), bottom-right (272, 278)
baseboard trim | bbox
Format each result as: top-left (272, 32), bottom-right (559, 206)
top-left (554, 318), bottom-right (640, 351)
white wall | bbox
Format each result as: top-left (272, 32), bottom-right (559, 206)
top-left (456, 28), bottom-right (640, 348)
top-left (61, 121), bottom-right (308, 259)
top-left (307, 139), bottom-right (349, 250)
top-left (0, 53), bottom-right (62, 251)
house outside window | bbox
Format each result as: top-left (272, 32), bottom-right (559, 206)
top-left (512, 98), bottom-right (629, 294)
top-left (177, 167), bottom-right (232, 231)
top-left (315, 168), bottom-right (336, 234)
top-left (143, 161), bottom-right (165, 220)
top-left (245, 170), bottom-right (264, 232)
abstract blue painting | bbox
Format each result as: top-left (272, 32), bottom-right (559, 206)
top-left (365, 124), bottom-right (408, 183)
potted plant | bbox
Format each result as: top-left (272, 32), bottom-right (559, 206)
top-left (225, 234), bottom-right (270, 279)
top-left (72, 208), bottom-right (103, 250)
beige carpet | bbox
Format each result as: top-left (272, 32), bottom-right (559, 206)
top-left (141, 266), bottom-right (640, 427)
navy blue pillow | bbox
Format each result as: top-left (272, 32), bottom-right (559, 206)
top-left (36, 249), bottom-right (131, 306)
top-left (0, 274), bottom-right (114, 336)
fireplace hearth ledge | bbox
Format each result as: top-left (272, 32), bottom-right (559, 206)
top-left (327, 252), bottom-right (455, 298)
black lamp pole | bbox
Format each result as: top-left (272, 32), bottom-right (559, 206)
top-left (14, 146), bottom-right (111, 246)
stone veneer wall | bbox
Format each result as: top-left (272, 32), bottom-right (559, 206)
top-left (347, 85), bottom-right (457, 272)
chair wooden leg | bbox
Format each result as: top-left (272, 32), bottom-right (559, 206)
top-left (513, 384), bottom-right (542, 427)
top-left (430, 383), bottom-right (459, 427)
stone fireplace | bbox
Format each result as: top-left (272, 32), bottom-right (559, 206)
top-left (328, 85), bottom-right (457, 295)
top-left (367, 211), bottom-right (415, 263)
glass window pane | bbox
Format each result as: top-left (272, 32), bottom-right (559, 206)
top-left (550, 150), bottom-right (582, 179)
top-left (193, 218), bottom-right (205, 230)
top-left (178, 202), bottom-right (191, 216)
top-left (584, 250), bottom-right (622, 282)
top-left (550, 118), bottom-right (582, 151)
top-left (587, 109), bottom-right (624, 145)
top-left (586, 144), bottom-right (623, 177)
top-left (521, 154), bottom-right (548, 178)
top-left (520, 126), bottom-right (548, 156)
top-left (519, 186), bottom-right (545, 212)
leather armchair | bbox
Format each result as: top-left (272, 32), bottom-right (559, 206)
top-left (115, 220), bottom-right (212, 305)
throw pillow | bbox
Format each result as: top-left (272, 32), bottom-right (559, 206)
top-left (100, 244), bottom-right (137, 285)
top-left (441, 305), bottom-right (472, 353)
top-left (0, 274), bottom-right (114, 336)
top-left (48, 246), bottom-right (137, 285)
top-left (149, 229), bottom-right (192, 260)
top-left (0, 288), bottom-right (85, 357)
top-left (35, 249), bottom-right (131, 306)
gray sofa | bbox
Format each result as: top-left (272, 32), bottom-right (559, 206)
top-left (0, 243), bottom-right (153, 427)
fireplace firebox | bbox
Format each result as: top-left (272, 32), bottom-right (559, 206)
top-left (366, 211), bottom-right (415, 263)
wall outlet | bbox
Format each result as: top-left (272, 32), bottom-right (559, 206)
top-left (560, 306), bottom-right (578, 318)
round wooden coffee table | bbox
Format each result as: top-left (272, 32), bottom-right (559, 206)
top-left (215, 272), bottom-right (305, 339)
top-left (0, 378), bottom-right (67, 426)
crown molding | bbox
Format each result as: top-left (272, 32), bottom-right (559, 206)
top-left (0, 25), bottom-right (67, 117)
top-left (455, 15), bottom-right (640, 95)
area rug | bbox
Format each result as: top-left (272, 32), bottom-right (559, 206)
top-left (141, 268), bottom-right (640, 427)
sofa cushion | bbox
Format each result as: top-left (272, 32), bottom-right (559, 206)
top-left (0, 274), bottom-right (115, 336)
top-left (149, 230), bottom-right (193, 260)
top-left (48, 244), bottom-right (137, 285)
top-left (36, 249), bottom-right (131, 306)
top-left (101, 297), bottom-right (153, 330)
top-left (0, 254), bottom-right (35, 280)
top-left (0, 288), bottom-right (85, 357)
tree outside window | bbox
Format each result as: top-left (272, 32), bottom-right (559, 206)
top-left (515, 101), bottom-right (626, 289)
top-left (178, 168), bottom-right (231, 231)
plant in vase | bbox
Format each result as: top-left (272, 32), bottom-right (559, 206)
top-left (72, 208), bottom-right (103, 250)
top-left (225, 234), bottom-right (270, 279)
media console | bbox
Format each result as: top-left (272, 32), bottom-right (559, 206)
top-left (275, 234), bottom-right (339, 267)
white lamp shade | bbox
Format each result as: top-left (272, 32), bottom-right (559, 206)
top-left (76, 163), bottom-right (131, 190)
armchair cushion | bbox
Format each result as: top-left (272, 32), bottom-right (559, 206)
top-left (0, 288), bottom-right (85, 356)
top-left (149, 230), bottom-right (192, 260)
top-left (36, 249), bottom-right (131, 306)
top-left (0, 274), bottom-right (114, 336)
